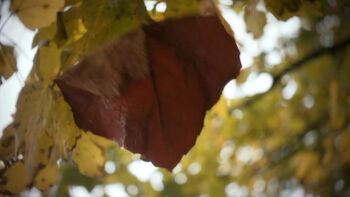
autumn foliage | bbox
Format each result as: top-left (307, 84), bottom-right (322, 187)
top-left (56, 15), bottom-right (241, 170)
top-left (1, 0), bottom-right (350, 196)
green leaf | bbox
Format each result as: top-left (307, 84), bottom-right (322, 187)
top-left (74, 0), bottom-right (148, 53)
top-left (55, 163), bottom-right (98, 196)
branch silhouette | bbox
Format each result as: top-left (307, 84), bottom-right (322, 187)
top-left (231, 37), bottom-right (350, 110)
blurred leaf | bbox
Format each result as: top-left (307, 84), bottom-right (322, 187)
top-left (338, 130), bottom-right (350, 164)
top-left (55, 163), bottom-right (98, 196)
top-left (292, 151), bottom-right (320, 180)
top-left (0, 45), bottom-right (17, 83)
top-left (33, 42), bottom-right (61, 83)
top-left (10, 0), bottom-right (64, 29)
top-left (264, 0), bottom-right (323, 21)
top-left (12, 83), bottom-right (53, 174)
top-left (2, 0), bottom-right (350, 196)
top-left (65, 0), bottom-right (83, 6)
top-left (60, 50), bottom-right (80, 71)
top-left (0, 124), bottom-right (16, 161)
top-left (244, 0), bottom-right (266, 38)
top-left (54, 8), bottom-right (87, 47)
top-left (164, 0), bottom-right (198, 18)
top-left (32, 24), bottom-right (57, 48)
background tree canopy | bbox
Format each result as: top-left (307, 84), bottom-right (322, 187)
top-left (0, 0), bottom-right (350, 196)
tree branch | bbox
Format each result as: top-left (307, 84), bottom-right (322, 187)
top-left (231, 37), bottom-right (350, 110)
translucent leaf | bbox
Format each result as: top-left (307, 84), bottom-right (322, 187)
top-left (10, 0), bottom-right (64, 29)
top-left (0, 83), bottom-right (52, 186)
top-left (13, 83), bottom-right (53, 175)
top-left (48, 90), bottom-right (82, 159)
top-left (0, 45), bottom-right (17, 83)
top-left (73, 0), bottom-right (148, 53)
top-left (0, 82), bottom-right (82, 194)
top-left (73, 132), bottom-right (113, 177)
top-left (60, 50), bottom-right (80, 71)
top-left (13, 83), bottom-right (52, 151)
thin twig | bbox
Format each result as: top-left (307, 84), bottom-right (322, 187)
top-left (0, 12), bottom-right (12, 34)
top-left (231, 37), bottom-right (350, 110)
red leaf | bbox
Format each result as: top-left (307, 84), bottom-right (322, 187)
top-left (56, 15), bottom-right (241, 170)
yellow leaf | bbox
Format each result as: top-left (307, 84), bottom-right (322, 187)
top-left (48, 90), bottom-right (82, 159)
top-left (322, 138), bottom-right (334, 167)
top-left (211, 96), bottom-right (228, 119)
top-left (13, 82), bottom-right (52, 157)
top-left (0, 161), bottom-right (31, 194)
top-left (304, 165), bottom-right (326, 184)
top-left (33, 42), bottom-right (61, 83)
top-left (338, 130), bottom-right (350, 164)
top-left (54, 7), bottom-right (87, 47)
top-left (1, 82), bottom-right (83, 193)
top-left (34, 160), bottom-right (58, 190)
top-left (148, 10), bottom-right (166, 22)
top-left (265, 135), bottom-right (285, 152)
top-left (292, 151), bottom-right (319, 180)
top-left (0, 45), bottom-right (17, 83)
top-left (86, 132), bottom-right (114, 148)
top-left (60, 51), bottom-right (80, 71)
top-left (24, 129), bottom-right (54, 177)
top-left (73, 132), bottom-right (107, 177)
top-left (32, 24), bottom-right (57, 48)
top-left (10, 0), bottom-right (64, 29)
top-left (0, 124), bottom-right (16, 161)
